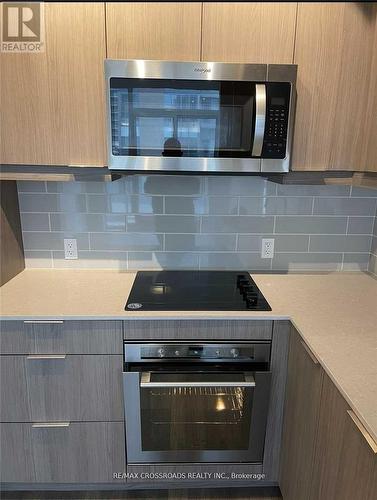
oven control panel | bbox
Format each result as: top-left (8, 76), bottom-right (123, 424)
top-left (140, 345), bottom-right (253, 359)
top-left (125, 343), bottom-right (271, 363)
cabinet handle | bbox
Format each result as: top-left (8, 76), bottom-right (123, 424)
top-left (32, 422), bottom-right (70, 428)
top-left (347, 410), bottom-right (377, 454)
top-left (27, 355), bottom-right (66, 360)
top-left (300, 340), bottom-right (319, 365)
top-left (23, 320), bottom-right (64, 324)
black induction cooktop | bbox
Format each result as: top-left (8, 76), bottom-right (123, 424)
top-left (125, 271), bottom-right (271, 311)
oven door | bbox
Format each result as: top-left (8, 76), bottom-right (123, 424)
top-left (106, 60), bottom-right (267, 173)
top-left (123, 370), bottom-right (271, 464)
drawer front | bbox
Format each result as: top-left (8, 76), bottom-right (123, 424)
top-left (0, 422), bottom-right (125, 483)
top-left (124, 319), bottom-right (273, 340)
top-left (0, 320), bottom-right (123, 354)
top-left (0, 355), bottom-right (123, 422)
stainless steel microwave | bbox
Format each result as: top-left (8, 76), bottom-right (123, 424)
top-left (105, 60), bottom-right (297, 173)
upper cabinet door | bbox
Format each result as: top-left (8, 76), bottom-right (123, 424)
top-left (293, 3), bottom-right (377, 171)
top-left (1, 3), bottom-right (107, 166)
top-left (202, 2), bottom-right (297, 63)
top-left (106, 2), bottom-right (201, 61)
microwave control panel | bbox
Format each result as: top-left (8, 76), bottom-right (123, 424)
top-left (262, 82), bottom-right (291, 159)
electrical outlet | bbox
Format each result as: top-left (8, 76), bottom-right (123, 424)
top-left (261, 238), bottom-right (274, 259)
top-left (64, 238), bottom-right (78, 260)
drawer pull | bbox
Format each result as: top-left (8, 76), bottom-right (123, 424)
top-left (32, 422), bottom-right (70, 428)
top-left (347, 410), bottom-right (377, 454)
top-left (24, 320), bottom-right (64, 324)
top-left (27, 355), bottom-right (66, 360)
top-left (300, 340), bottom-right (319, 365)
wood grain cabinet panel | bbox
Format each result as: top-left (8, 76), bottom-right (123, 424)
top-left (279, 328), bottom-right (323, 500)
top-left (201, 2), bottom-right (297, 63)
top-left (293, 2), bottom-right (377, 171)
top-left (106, 2), bottom-right (201, 61)
top-left (0, 320), bottom-right (123, 354)
top-left (124, 319), bottom-right (273, 340)
top-left (310, 373), bottom-right (377, 500)
top-left (0, 422), bottom-right (125, 483)
top-left (0, 2), bottom-right (106, 166)
top-left (0, 355), bottom-right (123, 422)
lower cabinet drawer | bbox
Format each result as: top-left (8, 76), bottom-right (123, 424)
top-left (0, 422), bottom-right (125, 483)
top-left (0, 355), bottom-right (123, 421)
top-left (0, 320), bottom-right (123, 354)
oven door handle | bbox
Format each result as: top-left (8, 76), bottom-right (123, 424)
top-left (251, 83), bottom-right (266, 157)
top-left (140, 372), bottom-right (255, 388)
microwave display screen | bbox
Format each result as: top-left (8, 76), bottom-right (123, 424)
top-left (110, 78), bottom-right (256, 158)
top-left (271, 97), bottom-right (285, 106)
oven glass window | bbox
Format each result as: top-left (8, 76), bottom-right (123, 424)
top-left (110, 79), bottom-right (255, 158)
top-left (140, 372), bottom-right (253, 451)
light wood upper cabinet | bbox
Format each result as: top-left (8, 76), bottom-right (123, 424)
top-left (1, 3), bottom-right (106, 166)
top-left (293, 2), bottom-right (377, 171)
top-left (106, 2), bottom-right (201, 61)
top-left (201, 2), bottom-right (297, 63)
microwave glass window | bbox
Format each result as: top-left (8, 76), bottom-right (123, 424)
top-left (136, 117), bottom-right (174, 150)
top-left (110, 79), bottom-right (255, 158)
top-left (139, 372), bottom-right (253, 452)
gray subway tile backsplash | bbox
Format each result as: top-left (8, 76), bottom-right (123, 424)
top-left (276, 184), bottom-right (350, 197)
top-left (46, 181), bottom-right (106, 194)
top-left (238, 234), bottom-right (309, 253)
top-left (275, 216), bottom-right (348, 234)
top-left (23, 232), bottom-right (89, 251)
top-left (50, 213), bottom-right (126, 232)
top-left (17, 177), bottom-right (377, 271)
top-left (272, 253), bottom-right (343, 271)
top-left (200, 253), bottom-right (270, 270)
top-left (24, 250), bottom-right (53, 268)
top-left (90, 233), bottom-right (163, 251)
top-left (18, 181), bottom-right (46, 193)
top-left (207, 176), bottom-right (276, 196)
top-left (350, 186), bottom-right (377, 198)
top-left (347, 217), bottom-right (375, 235)
top-left (165, 234), bottom-right (237, 252)
top-left (86, 194), bottom-right (164, 214)
top-left (313, 197), bottom-right (376, 216)
top-left (202, 215), bottom-right (274, 233)
top-left (127, 215), bottom-right (200, 233)
top-left (128, 252), bottom-right (200, 270)
top-left (20, 213), bottom-right (50, 232)
top-left (238, 196), bottom-right (313, 215)
top-left (165, 196), bottom-right (238, 215)
top-left (128, 175), bottom-right (202, 195)
top-left (343, 253), bottom-right (370, 271)
top-left (19, 193), bottom-right (87, 213)
top-left (52, 251), bottom-right (128, 270)
top-left (309, 235), bottom-right (372, 253)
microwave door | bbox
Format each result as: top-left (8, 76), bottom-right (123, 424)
top-left (252, 83), bottom-right (266, 157)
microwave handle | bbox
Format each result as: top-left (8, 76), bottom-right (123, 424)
top-left (252, 83), bottom-right (266, 157)
top-left (140, 372), bottom-right (255, 388)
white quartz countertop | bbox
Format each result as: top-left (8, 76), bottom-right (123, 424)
top-left (1, 269), bottom-right (376, 443)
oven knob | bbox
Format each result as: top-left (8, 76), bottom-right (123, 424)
top-left (157, 348), bottom-right (165, 358)
top-left (175, 350), bottom-right (180, 356)
top-left (215, 349), bottom-right (221, 356)
top-left (230, 348), bottom-right (239, 358)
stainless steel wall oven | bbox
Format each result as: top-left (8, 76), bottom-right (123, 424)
top-left (105, 60), bottom-right (297, 173)
top-left (123, 341), bottom-right (271, 464)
